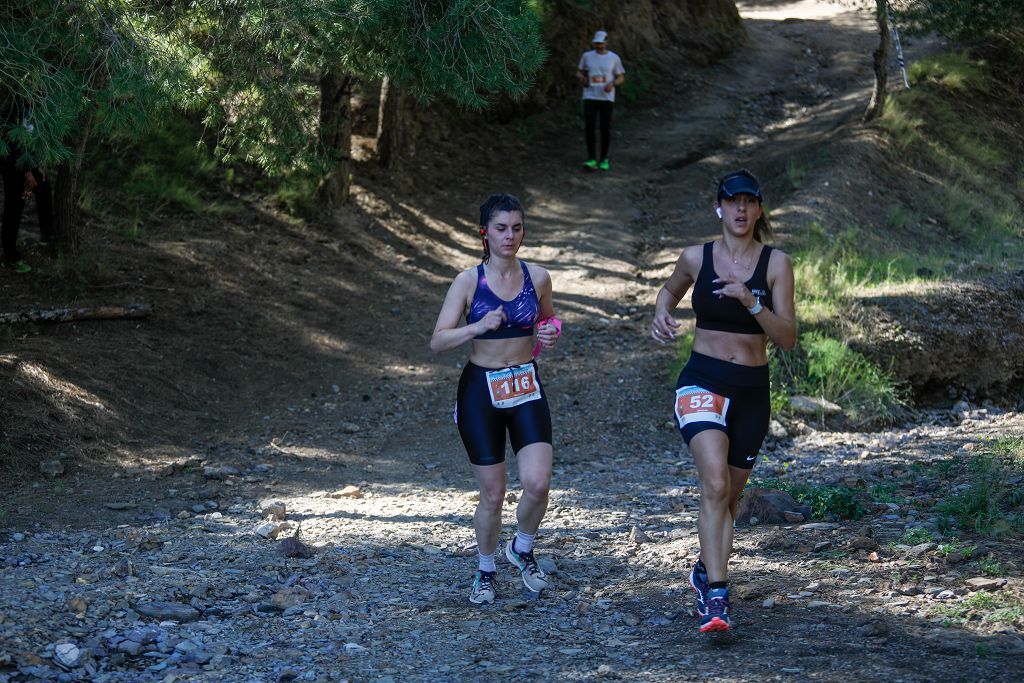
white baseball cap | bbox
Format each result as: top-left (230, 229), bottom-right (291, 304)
top-left (592, 30), bottom-right (608, 43)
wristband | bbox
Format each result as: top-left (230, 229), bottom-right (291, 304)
top-left (532, 316), bottom-right (562, 358)
top-left (747, 299), bottom-right (763, 315)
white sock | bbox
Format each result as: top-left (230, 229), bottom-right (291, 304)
top-left (514, 529), bottom-right (535, 554)
top-left (478, 550), bottom-right (496, 573)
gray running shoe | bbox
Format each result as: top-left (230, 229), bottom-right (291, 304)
top-left (504, 539), bottom-right (549, 592)
top-left (469, 570), bottom-right (496, 604)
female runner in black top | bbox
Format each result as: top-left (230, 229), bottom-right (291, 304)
top-left (431, 193), bottom-right (560, 604)
top-left (651, 170), bottom-right (796, 632)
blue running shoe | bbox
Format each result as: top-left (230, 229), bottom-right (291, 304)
top-left (699, 587), bottom-right (731, 633)
top-left (689, 558), bottom-right (709, 615)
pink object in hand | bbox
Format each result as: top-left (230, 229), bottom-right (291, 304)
top-left (532, 316), bottom-right (563, 358)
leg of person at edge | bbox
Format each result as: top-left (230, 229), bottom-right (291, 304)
top-left (577, 30), bottom-right (624, 171)
top-left (1, 102), bottom-right (55, 273)
top-left (430, 193), bottom-right (561, 605)
top-left (651, 169), bottom-right (796, 632)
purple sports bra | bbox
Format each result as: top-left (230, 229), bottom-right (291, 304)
top-left (466, 261), bottom-right (539, 340)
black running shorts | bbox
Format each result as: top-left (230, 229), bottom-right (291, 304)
top-left (674, 351), bottom-right (770, 470)
top-left (456, 361), bottom-right (552, 466)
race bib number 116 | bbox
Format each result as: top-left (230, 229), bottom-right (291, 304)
top-left (486, 365), bottom-right (542, 409)
top-left (674, 386), bottom-right (729, 429)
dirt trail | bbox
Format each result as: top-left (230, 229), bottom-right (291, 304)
top-left (1, 2), bottom-right (1021, 681)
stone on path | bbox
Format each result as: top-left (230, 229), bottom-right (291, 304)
top-left (202, 464), bottom-right (241, 480)
top-left (790, 395), bottom-right (842, 415)
top-left (39, 459), bottom-right (64, 478)
top-left (260, 499), bottom-right (287, 520)
top-left (329, 485), bottom-right (363, 499)
top-left (53, 643), bottom-right (82, 668)
top-left (111, 558), bottom-right (135, 577)
top-left (768, 419), bottom-right (788, 439)
top-left (65, 597), bottom-right (87, 615)
top-left (255, 520), bottom-right (292, 539)
top-left (965, 577), bottom-right (1006, 591)
top-left (271, 586), bottom-right (309, 610)
top-left (278, 537), bottom-right (314, 558)
top-left (849, 536), bottom-right (877, 550)
top-left (134, 601), bottom-right (201, 622)
top-left (629, 525), bottom-right (649, 544)
top-left (103, 502), bottom-right (137, 510)
top-left (736, 488), bottom-right (812, 525)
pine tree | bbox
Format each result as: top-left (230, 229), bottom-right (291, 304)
top-left (1, 0), bottom-right (546, 253)
top-left (0, 1), bottom-right (192, 251)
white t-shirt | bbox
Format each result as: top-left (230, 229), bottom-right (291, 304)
top-left (578, 50), bottom-right (625, 102)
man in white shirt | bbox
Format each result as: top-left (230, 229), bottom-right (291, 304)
top-left (577, 30), bottom-right (625, 171)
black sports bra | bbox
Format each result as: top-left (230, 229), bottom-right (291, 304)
top-left (691, 241), bottom-right (773, 335)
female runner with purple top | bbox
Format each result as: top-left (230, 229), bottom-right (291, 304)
top-left (430, 193), bottom-right (561, 604)
top-left (651, 170), bottom-right (796, 632)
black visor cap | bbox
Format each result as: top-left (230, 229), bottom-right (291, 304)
top-left (717, 172), bottom-right (763, 202)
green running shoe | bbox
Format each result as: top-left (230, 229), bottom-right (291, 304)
top-left (2, 260), bottom-right (31, 273)
top-left (599, 159), bottom-right (610, 171)
top-left (583, 159), bottom-right (598, 170)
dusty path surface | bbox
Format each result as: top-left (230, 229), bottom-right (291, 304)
top-left (1, 2), bottom-right (1022, 681)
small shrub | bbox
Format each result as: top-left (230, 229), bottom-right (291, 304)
top-left (771, 332), bottom-right (907, 426)
top-left (899, 528), bottom-right (933, 545)
top-left (977, 558), bottom-right (1004, 577)
top-left (752, 478), bottom-right (867, 521)
top-left (936, 450), bottom-right (1024, 537)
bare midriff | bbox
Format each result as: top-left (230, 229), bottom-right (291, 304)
top-left (693, 328), bottom-right (768, 367)
top-left (469, 337), bottom-right (535, 369)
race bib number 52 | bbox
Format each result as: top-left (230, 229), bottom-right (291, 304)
top-left (486, 365), bottom-right (542, 409)
top-left (674, 386), bottom-right (729, 429)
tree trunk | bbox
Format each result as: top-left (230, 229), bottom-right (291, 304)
top-left (377, 76), bottom-right (405, 169)
top-left (53, 112), bottom-right (93, 254)
top-left (0, 303), bottom-right (152, 325)
top-left (864, 0), bottom-right (889, 122)
top-left (317, 69), bottom-right (353, 206)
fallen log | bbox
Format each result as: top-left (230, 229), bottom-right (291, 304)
top-left (0, 303), bottom-right (153, 325)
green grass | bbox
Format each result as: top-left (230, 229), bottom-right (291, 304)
top-left (784, 157), bottom-right (806, 191)
top-left (770, 331), bottom-right (907, 426)
top-left (667, 329), bottom-right (695, 385)
top-left (617, 59), bottom-right (656, 106)
top-left (752, 478), bottom-right (867, 521)
top-left (934, 444), bottom-right (1024, 537)
top-left (928, 591), bottom-right (1024, 628)
top-left (977, 558), bottom-right (1004, 577)
top-left (82, 113), bottom-right (237, 228)
top-left (879, 52), bottom-right (1024, 270)
top-left (898, 528), bottom-right (934, 545)
top-left (936, 538), bottom-right (974, 558)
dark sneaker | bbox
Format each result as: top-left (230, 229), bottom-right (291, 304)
top-left (699, 587), bottom-right (731, 633)
top-left (2, 260), bottom-right (31, 273)
top-left (582, 159), bottom-right (598, 170)
top-left (689, 558), bottom-right (710, 615)
top-left (469, 570), bottom-right (496, 605)
top-left (504, 539), bottom-right (549, 592)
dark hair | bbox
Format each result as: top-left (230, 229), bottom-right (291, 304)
top-left (478, 193), bottom-right (525, 263)
top-left (717, 169), bottom-right (771, 242)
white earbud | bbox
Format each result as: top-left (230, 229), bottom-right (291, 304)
top-left (715, 207), bottom-right (723, 219)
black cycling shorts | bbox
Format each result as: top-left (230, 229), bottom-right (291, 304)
top-left (455, 361), bottom-right (552, 466)
top-left (674, 351), bottom-right (770, 470)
